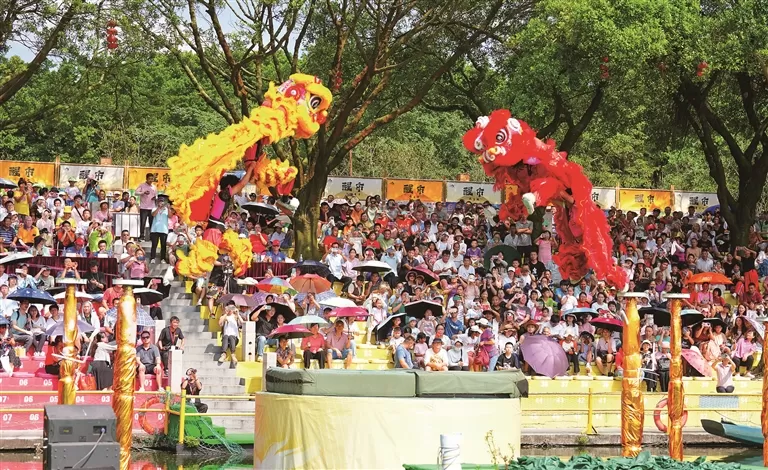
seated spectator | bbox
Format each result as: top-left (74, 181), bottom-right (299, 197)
top-left (10, 300), bottom-right (33, 352)
top-left (251, 305), bottom-right (275, 362)
top-left (44, 336), bottom-right (65, 375)
top-left (84, 260), bottom-right (106, 301)
top-left (264, 240), bottom-right (286, 263)
top-left (446, 337), bottom-right (468, 371)
top-left (325, 320), bottom-right (353, 369)
top-left (424, 336), bottom-right (448, 371)
top-left (25, 305), bottom-right (46, 355)
top-left (58, 258), bottom-right (81, 279)
top-left (715, 353), bottom-right (736, 393)
top-left (0, 215), bottom-right (17, 248)
top-left (300, 324), bottom-right (326, 369)
top-left (88, 222), bottom-right (113, 253)
top-left (656, 342), bottom-right (671, 392)
top-left (135, 332), bottom-right (162, 392)
top-left (0, 320), bottom-right (21, 375)
top-left (594, 329), bottom-right (616, 376)
top-left (731, 330), bottom-right (758, 378)
top-left (275, 336), bottom-right (294, 368)
top-left (496, 341), bottom-right (519, 370)
top-left (395, 335), bottom-right (415, 369)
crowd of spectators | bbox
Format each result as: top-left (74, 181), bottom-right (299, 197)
top-left (251, 195), bottom-right (767, 389)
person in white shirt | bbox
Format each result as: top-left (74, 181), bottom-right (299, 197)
top-left (322, 241), bottom-right (352, 289)
top-left (560, 286), bottom-right (578, 311)
top-left (457, 256), bottom-right (475, 280)
top-left (432, 250), bottom-right (456, 278)
top-left (695, 249), bottom-right (714, 273)
top-left (446, 337), bottom-right (468, 370)
top-left (424, 337), bottom-right (448, 371)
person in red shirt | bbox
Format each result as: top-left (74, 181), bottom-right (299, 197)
top-left (742, 283), bottom-right (763, 304)
top-left (101, 284), bottom-right (123, 311)
top-left (300, 324), bottom-right (326, 369)
top-left (362, 232), bottom-right (381, 252)
top-left (249, 224), bottom-right (268, 254)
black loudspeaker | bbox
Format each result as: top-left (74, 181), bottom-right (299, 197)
top-left (43, 405), bottom-right (120, 470)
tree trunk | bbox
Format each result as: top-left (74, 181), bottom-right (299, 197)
top-left (293, 171), bottom-right (327, 260)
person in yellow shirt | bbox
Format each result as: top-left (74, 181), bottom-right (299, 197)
top-left (17, 215), bottom-right (39, 248)
top-left (13, 179), bottom-right (32, 217)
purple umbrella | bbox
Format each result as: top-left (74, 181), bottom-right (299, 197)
top-left (519, 335), bottom-right (569, 378)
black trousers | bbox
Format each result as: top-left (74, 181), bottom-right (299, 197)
top-left (734, 355), bottom-right (755, 372)
top-left (658, 369), bottom-right (670, 392)
top-left (566, 351), bottom-right (579, 374)
top-left (139, 209), bottom-right (153, 240)
top-left (150, 232), bottom-right (167, 261)
top-left (91, 360), bottom-right (113, 390)
top-left (303, 350), bottom-right (325, 369)
top-left (716, 385), bottom-right (735, 393)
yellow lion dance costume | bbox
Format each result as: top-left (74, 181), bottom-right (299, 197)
top-left (166, 74), bottom-right (332, 278)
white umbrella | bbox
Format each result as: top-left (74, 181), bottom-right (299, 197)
top-left (54, 291), bottom-right (93, 302)
top-left (236, 277), bottom-right (258, 286)
top-left (288, 315), bottom-right (331, 326)
top-left (0, 252), bottom-right (34, 265)
top-left (320, 297), bottom-right (356, 308)
top-left (0, 178), bottom-right (18, 189)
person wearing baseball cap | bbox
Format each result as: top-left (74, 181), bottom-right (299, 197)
top-left (265, 239), bottom-right (286, 263)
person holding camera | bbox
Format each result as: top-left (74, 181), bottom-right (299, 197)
top-left (181, 368), bottom-right (208, 413)
top-left (149, 197), bottom-right (170, 264)
top-left (715, 353), bottom-right (736, 393)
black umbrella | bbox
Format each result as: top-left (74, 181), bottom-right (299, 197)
top-left (562, 307), bottom-right (598, 321)
top-left (404, 300), bottom-right (443, 320)
top-left (134, 288), bottom-right (165, 305)
top-left (294, 260), bottom-right (332, 277)
top-left (8, 287), bottom-right (57, 305)
top-left (264, 302), bottom-right (297, 323)
top-left (241, 202), bottom-right (280, 217)
top-left (45, 286), bottom-right (66, 297)
top-left (483, 244), bottom-right (520, 270)
top-left (639, 307), bottom-right (704, 328)
top-left (696, 317), bottom-right (727, 331)
top-left (0, 178), bottom-right (17, 189)
top-left (374, 312), bottom-right (407, 342)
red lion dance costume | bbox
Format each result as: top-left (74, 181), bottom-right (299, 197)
top-left (166, 74), bottom-right (332, 278)
top-left (463, 109), bottom-right (627, 288)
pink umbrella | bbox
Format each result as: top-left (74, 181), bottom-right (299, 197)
top-left (681, 348), bottom-right (713, 377)
top-left (290, 274), bottom-right (332, 294)
top-left (410, 265), bottom-right (438, 284)
top-left (330, 306), bottom-right (369, 318)
top-left (268, 324), bottom-right (312, 339)
top-left (519, 335), bottom-right (569, 378)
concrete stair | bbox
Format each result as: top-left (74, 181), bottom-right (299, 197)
top-left (157, 276), bottom-right (255, 435)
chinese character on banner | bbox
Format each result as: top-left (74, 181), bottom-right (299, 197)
top-left (416, 185), bottom-right (425, 195)
top-left (648, 195), bottom-right (655, 204)
top-left (78, 170), bottom-right (89, 180)
top-left (94, 170), bottom-right (105, 180)
top-left (634, 194), bottom-right (644, 203)
top-left (403, 184), bottom-right (413, 194)
top-left (701, 197), bottom-right (709, 206)
top-left (463, 186), bottom-right (474, 196)
top-left (162, 173), bottom-right (171, 184)
top-left (689, 196), bottom-right (699, 206)
top-left (591, 192), bottom-right (599, 202)
top-left (24, 167), bottom-right (34, 178)
top-left (355, 182), bottom-right (365, 192)
top-left (341, 182), bottom-right (352, 191)
top-left (151, 173), bottom-right (159, 181)
top-left (475, 188), bottom-right (484, 197)
top-left (8, 166), bottom-right (20, 177)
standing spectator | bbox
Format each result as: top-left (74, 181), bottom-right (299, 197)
top-left (135, 331), bottom-right (162, 392)
top-left (149, 197), bottom-right (170, 264)
top-left (157, 316), bottom-right (185, 371)
top-left (218, 303), bottom-right (242, 366)
top-left (13, 179), bottom-right (32, 217)
top-left (136, 173), bottom-right (157, 240)
top-left (88, 332), bottom-right (116, 390)
top-left (301, 323), bottom-right (326, 369)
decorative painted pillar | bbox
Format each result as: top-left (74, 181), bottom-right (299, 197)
top-left (619, 292), bottom-right (645, 457)
top-left (56, 278), bottom-right (87, 405)
top-left (664, 293), bottom-right (689, 461)
top-left (111, 279), bottom-right (144, 470)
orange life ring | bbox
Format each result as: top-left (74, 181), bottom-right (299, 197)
top-left (653, 398), bottom-right (688, 433)
top-left (137, 396), bottom-right (164, 435)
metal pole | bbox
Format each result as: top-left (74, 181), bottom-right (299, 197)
top-left (619, 292), bottom-right (646, 457)
top-left (664, 293), bottom-right (688, 461)
top-left (111, 279), bottom-right (143, 470)
top-left (56, 279), bottom-right (87, 405)
top-left (583, 389), bottom-right (597, 435)
top-left (179, 390), bottom-right (187, 446)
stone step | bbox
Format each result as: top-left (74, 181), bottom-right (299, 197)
top-left (163, 299), bottom-right (198, 306)
top-left (204, 400), bottom-right (255, 412)
top-left (211, 417), bottom-right (254, 430)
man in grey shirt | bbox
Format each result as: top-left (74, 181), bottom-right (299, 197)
top-left (515, 218), bottom-right (533, 258)
top-left (136, 331), bottom-right (162, 391)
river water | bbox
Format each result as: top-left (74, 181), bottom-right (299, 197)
top-left (0, 447), bottom-right (763, 469)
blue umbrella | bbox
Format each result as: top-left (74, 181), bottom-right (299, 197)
top-left (106, 305), bottom-right (155, 327)
top-left (703, 205), bottom-right (720, 215)
top-left (8, 287), bottom-right (57, 306)
top-left (295, 290), bottom-right (337, 304)
top-left (0, 317), bottom-right (9, 326)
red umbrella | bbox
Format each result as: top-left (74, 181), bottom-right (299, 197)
top-left (681, 348), bottom-right (713, 377)
top-left (290, 274), bottom-right (332, 294)
top-left (590, 317), bottom-right (624, 333)
top-left (330, 306), bottom-right (369, 318)
top-left (268, 324), bottom-right (312, 339)
top-left (686, 272), bottom-right (732, 285)
top-left (410, 265), bottom-right (438, 284)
